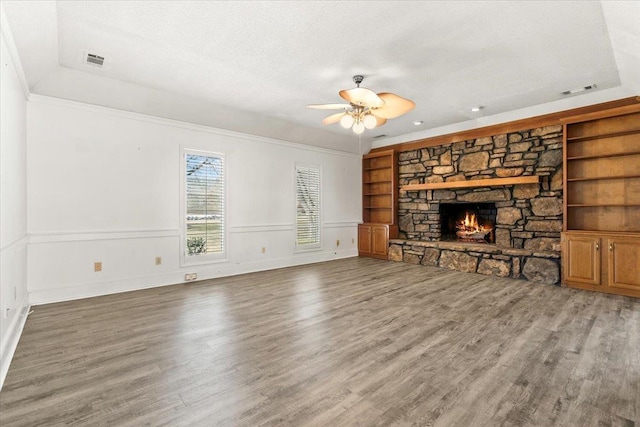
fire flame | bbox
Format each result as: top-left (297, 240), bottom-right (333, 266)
top-left (456, 211), bottom-right (490, 233)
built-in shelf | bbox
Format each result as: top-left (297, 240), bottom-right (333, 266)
top-left (567, 150), bottom-right (640, 161)
top-left (361, 149), bottom-right (399, 258)
top-left (364, 179), bottom-right (393, 184)
top-left (566, 129), bottom-right (640, 143)
top-left (567, 204), bottom-right (640, 208)
top-left (562, 104), bottom-right (640, 298)
top-left (566, 174), bottom-right (640, 182)
top-left (400, 175), bottom-right (539, 191)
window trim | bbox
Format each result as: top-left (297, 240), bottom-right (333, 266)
top-left (294, 163), bottom-right (322, 252)
top-left (180, 148), bottom-right (228, 267)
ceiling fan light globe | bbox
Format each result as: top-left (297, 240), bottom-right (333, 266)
top-left (340, 114), bottom-right (354, 129)
top-left (363, 114), bottom-right (377, 129)
top-left (352, 121), bottom-right (365, 134)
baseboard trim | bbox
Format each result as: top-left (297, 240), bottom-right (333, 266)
top-left (0, 295), bottom-right (30, 391)
top-left (29, 249), bottom-right (358, 306)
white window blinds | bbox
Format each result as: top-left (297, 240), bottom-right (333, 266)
top-left (185, 153), bottom-right (225, 257)
top-left (296, 165), bottom-right (321, 247)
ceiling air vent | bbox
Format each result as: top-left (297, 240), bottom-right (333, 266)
top-left (561, 84), bottom-right (596, 96)
top-left (85, 53), bottom-right (105, 67)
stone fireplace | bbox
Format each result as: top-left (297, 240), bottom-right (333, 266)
top-left (388, 125), bottom-right (563, 285)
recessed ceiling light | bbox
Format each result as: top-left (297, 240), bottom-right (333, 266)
top-left (413, 121), bottom-right (424, 126)
top-left (561, 84), bottom-right (597, 95)
top-left (471, 106), bottom-right (483, 112)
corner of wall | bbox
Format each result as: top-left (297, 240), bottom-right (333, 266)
top-left (0, 6), bottom-right (30, 391)
top-left (0, 295), bottom-right (30, 390)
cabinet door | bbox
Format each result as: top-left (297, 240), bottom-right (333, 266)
top-left (563, 234), bottom-right (601, 286)
top-left (358, 225), bottom-right (372, 256)
top-left (371, 225), bottom-right (389, 258)
top-left (607, 238), bottom-right (640, 292)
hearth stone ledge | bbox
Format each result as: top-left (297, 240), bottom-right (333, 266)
top-left (388, 239), bottom-right (560, 285)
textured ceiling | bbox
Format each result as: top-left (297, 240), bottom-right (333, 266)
top-left (2, 1), bottom-right (639, 152)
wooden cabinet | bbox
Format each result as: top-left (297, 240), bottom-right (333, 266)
top-left (607, 237), bottom-right (640, 293)
top-left (563, 234), bottom-right (601, 286)
top-left (562, 232), bottom-right (640, 297)
top-left (358, 224), bottom-right (373, 254)
top-left (360, 150), bottom-right (399, 259)
top-left (358, 224), bottom-right (398, 259)
top-left (561, 103), bottom-right (640, 297)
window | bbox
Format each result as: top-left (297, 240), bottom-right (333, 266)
top-left (184, 151), bottom-right (225, 260)
top-left (295, 165), bottom-right (321, 249)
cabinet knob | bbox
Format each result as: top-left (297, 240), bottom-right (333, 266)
top-left (596, 242), bottom-right (599, 251)
top-left (609, 243), bottom-right (614, 251)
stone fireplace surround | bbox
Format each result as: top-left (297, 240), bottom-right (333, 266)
top-left (388, 125), bottom-right (564, 285)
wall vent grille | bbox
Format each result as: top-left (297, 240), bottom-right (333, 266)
top-left (85, 53), bottom-right (105, 67)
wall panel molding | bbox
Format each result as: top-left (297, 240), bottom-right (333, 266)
top-left (0, 235), bottom-right (28, 253)
top-left (29, 229), bottom-right (180, 244)
top-left (323, 221), bottom-right (360, 228)
top-left (229, 224), bottom-right (294, 234)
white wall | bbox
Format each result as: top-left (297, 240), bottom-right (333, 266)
top-left (26, 96), bottom-right (362, 304)
top-left (0, 26), bottom-right (29, 388)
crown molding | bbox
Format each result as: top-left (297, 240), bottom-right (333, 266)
top-left (371, 95), bottom-right (640, 153)
top-left (28, 93), bottom-right (361, 159)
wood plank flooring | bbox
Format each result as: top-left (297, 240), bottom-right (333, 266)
top-left (1, 257), bottom-right (638, 426)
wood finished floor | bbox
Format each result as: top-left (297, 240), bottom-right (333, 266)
top-left (1, 257), bottom-right (638, 426)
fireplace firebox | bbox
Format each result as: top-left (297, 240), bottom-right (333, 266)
top-left (439, 203), bottom-right (496, 243)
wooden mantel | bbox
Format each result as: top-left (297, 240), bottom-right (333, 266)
top-left (401, 175), bottom-right (540, 191)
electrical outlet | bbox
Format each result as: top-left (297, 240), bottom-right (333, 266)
top-left (94, 262), bottom-right (102, 272)
top-left (185, 273), bottom-right (197, 281)
top-left (261, 247), bottom-right (266, 254)
top-left (155, 256), bottom-right (162, 265)
top-left (14, 286), bottom-right (17, 301)
top-left (336, 239), bottom-right (340, 247)
top-left (352, 238), bottom-right (355, 244)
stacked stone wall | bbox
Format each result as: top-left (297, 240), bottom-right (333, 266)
top-left (390, 125), bottom-right (563, 284)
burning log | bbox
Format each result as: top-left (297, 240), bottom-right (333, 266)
top-left (456, 211), bottom-right (493, 243)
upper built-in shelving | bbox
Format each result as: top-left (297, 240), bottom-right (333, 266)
top-left (362, 149), bottom-right (398, 225)
top-left (563, 104), bottom-right (640, 233)
top-left (565, 129), bottom-right (639, 143)
top-left (566, 150), bottom-right (640, 161)
top-left (566, 174), bottom-right (640, 182)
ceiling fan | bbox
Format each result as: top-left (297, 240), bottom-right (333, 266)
top-left (308, 75), bottom-right (415, 134)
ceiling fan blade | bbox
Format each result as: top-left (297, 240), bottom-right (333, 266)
top-left (307, 103), bottom-right (351, 110)
top-left (370, 92), bottom-right (416, 119)
top-left (339, 87), bottom-right (385, 108)
top-left (375, 117), bottom-right (387, 127)
top-left (322, 112), bottom-right (345, 125)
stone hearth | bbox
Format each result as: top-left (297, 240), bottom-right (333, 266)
top-left (390, 125), bottom-right (563, 285)
top-left (388, 239), bottom-right (560, 284)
